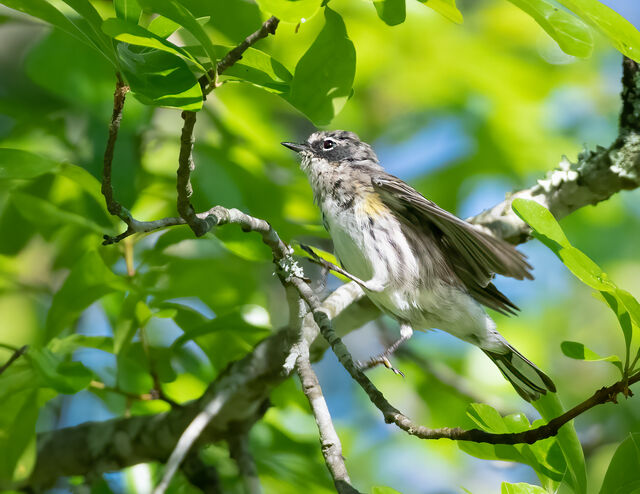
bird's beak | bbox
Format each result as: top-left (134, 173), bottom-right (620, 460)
top-left (281, 142), bottom-right (309, 153)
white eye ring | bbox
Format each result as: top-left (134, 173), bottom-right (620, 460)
top-left (323, 139), bottom-right (335, 150)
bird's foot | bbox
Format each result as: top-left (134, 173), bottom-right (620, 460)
top-left (357, 353), bottom-right (405, 377)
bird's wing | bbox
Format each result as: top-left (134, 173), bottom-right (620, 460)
top-left (372, 174), bottom-right (533, 289)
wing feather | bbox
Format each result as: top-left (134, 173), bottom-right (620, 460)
top-left (372, 174), bottom-right (532, 313)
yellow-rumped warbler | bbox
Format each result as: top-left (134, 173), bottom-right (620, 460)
top-left (283, 130), bottom-right (556, 401)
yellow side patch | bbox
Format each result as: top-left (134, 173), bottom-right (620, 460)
top-left (360, 193), bottom-right (388, 218)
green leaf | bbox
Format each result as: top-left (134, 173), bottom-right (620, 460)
top-left (116, 43), bottom-right (203, 111)
top-left (57, 162), bottom-right (108, 214)
top-left (11, 191), bottom-right (106, 234)
top-left (30, 348), bottom-right (93, 394)
top-left (0, 390), bottom-right (54, 483)
top-left (114, 0), bottom-right (142, 24)
top-left (184, 44), bottom-right (292, 94)
top-left (460, 403), bottom-right (564, 491)
top-left (512, 199), bottom-right (613, 292)
top-left (137, 0), bottom-right (217, 71)
top-left (117, 343), bottom-right (153, 393)
top-left (172, 310), bottom-right (269, 372)
top-left (556, 0), bottom-right (640, 62)
top-left (600, 291), bottom-right (633, 358)
top-left (48, 335), bottom-right (114, 356)
top-left (1, 0), bottom-right (108, 58)
top-left (0, 148), bottom-right (58, 180)
top-left (372, 487), bottom-right (403, 494)
top-left (533, 393), bottom-right (587, 494)
top-left (102, 18), bottom-right (205, 70)
top-left (147, 15), bottom-right (181, 38)
top-left (599, 433), bottom-right (640, 494)
top-left (373, 0), bottom-right (406, 26)
top-left (114, 293), bottom-right (141, 353)
top-left (501, 483), bottom-right (547, 494)
top-left (45, 250), bottom-right (129, 342)
top-left (560, 341), bottom-right (622, 372)
top-left (59, 0), bottom-right (116, 63)
top-left (255, 0), bottom-right (322, 23)
top-left (616, 288), bottom-right (640, 330)
top-left (417, 0), bottom-right (463, 24)
top-left (505, 0), bottom-right (593, 58)
top-left (287, 7), bottom-right (356, 125)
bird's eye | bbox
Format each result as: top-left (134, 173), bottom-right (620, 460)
top-left (323, 139), bottom-right (335, 150)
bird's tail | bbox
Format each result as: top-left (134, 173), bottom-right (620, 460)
top-left (483, 344), bottom-right (556, 402)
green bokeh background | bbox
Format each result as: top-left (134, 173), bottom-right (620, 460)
top-left (0, 0), bottom-right (639, 492)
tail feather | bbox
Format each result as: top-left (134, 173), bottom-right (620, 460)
top-left (484, 346), bottom-right (556, 402)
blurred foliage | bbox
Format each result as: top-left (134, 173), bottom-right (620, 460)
top-left (0, 0), bottom-right (640, 493)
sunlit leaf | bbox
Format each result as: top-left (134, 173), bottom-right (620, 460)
top-left (506, 0), bottom-right (593, 58)
top-left (600, 291), bottom-right (633, 359)
top-left (599, 433), bottom-right (640, 494)
top-left (146, 14), bottom-right (181, 38)
top-left (512, 199), bottom-right (613, 292)
top-left (560, 341), bottom-right (623, 372)
top-left (417, 0), bottom-right (463, 24)
top-left (114, 0), bottom-right (142, 24)
top-left (373, 0), bottom-right (406, 26)
top-left (556, 0), bottom-right (640, 62)
top-left (287, 7), bottom-right (356, 125)
top-left (533, 393), bottom-right (587, 494)
top-left (501, 483), bottom-right (547, 494)
top-left (255, 0), bottom-right (322, 23)
top-left (183, 44), bottom-right (292, 94)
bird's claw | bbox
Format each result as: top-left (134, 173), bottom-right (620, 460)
top-left (356, 354), bottom-right (405, 378)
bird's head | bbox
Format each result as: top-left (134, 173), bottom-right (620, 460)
top-left (282, 130), bottom-right (381, 175)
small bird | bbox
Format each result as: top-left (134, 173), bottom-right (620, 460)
top-left (283, 130), bottom-right (556, 401)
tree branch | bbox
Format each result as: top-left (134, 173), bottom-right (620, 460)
top-left (286, 285), bottom-right (361, 494)
top-left (21, 283), bottom-right (364, 490)
top-left (470, 57), bottom-right (640, 243)
top-left (289, 276), bottom-right (640, 445)
top-left (101, 79), bottom-right (130, 222)
top-left (200, 16), bottom-right (280, 93)
top-left (177, 111), bottom-right (209, 236)
top-left (181, 451), bottom-right (223, 494)
top-left (228, 434), bottom-right (262, 494)
top-left (0, 345), bottom-right (28, 376)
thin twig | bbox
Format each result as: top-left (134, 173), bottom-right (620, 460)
top-left (290, 276), bottom-right (640, 444)
top-left (228, 434), bottom-right (262, 494)
top-left (199, 16), bottom-right (280, 94)
top-left (0, 345), bottom-right (28, 376)
top-left (101, 79), bottom-right (130, 221)
top-left (285, 285), bottom-right (360, 493)
top-left (153, 389), bottom-right (232, 494)
top-left (177, 111), bottom-right (209, 236)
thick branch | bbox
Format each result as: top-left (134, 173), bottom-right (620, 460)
top-left (286, 286), bottom-right (360, 494)
top-left (470, 58), bottom-right (640, 243)
top-left (20, 283), bottom-right (366, 490)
